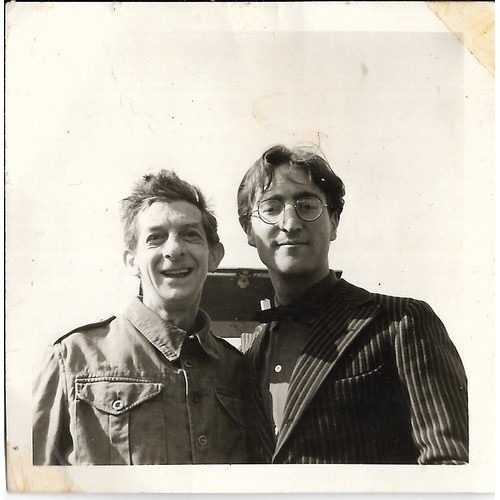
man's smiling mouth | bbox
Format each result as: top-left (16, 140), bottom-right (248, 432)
top-left (159, 268), bottom-right (193, 278)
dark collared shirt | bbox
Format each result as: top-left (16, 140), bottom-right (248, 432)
top-left (33, 297), bottom-right (247, 465)
top-left (260, 272), bottom-right (340, 438)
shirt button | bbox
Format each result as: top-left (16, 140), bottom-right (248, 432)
top-left (274, 426), bottom-right (279, 436)
top-left (112, 399), bottom-right (124, 411)
top-left (198, 435), bottom-right (208, 446)
top-left (274, 364), bottom-right (282, 373)
top-left (185, 360), bottom-right (193, 368)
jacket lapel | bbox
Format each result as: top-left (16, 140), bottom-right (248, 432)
top-left (244, 325), bottom-right (275, 460)
top-left (273, 279), bottom-right (381, 460)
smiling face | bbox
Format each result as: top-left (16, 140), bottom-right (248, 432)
top-left (124, 201), bottom-right (223, 318)
top-left (246, 165), bottom-right (338, 292)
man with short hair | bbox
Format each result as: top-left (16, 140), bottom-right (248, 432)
top-left (34, 170), bottom-right (247, 465)
top-left (238, 144), bottom-right (468, 464)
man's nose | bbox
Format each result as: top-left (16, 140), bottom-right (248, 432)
top-left (280, 204), bottom-right (302, 232)
top-left (163, 235), bottom-right (184, 259)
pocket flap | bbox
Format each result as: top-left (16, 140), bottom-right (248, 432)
top-left (76, 379), bottom-right (162, 415)
top-left (214, 390), bottom-right (247, 427)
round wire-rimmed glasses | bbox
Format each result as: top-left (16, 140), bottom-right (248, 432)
top-left (250, 196), bottom-right (328, 224)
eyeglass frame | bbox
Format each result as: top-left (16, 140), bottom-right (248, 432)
top-left (249, 196), bottom-right (329, 225)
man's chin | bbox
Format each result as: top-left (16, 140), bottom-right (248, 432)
top-left (273, 261), bottom-right (311, 276)
top-left (160, 290), bottom-right (194, 304)
top-left (160, 287), bottom-right (203, 306)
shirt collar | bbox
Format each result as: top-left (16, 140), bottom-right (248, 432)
top-left (125, 297), bottom-right (219, 361)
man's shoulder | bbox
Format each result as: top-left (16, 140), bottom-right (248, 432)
top-left (368, 290), bottom-right (439, 328)
top-left (371, 290), bottom-right (431, 312)
top-left (53, 315), bottom-right (117, 345)
top-left (338, 279), bottom-right (436, 319)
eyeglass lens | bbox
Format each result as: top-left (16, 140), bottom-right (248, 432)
top-left (258, 197), bottom-right (324, 223)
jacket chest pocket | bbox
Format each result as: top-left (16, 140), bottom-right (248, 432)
top-left (74, 378), bottom-right (165, 465)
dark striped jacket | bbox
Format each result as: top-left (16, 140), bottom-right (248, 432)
top-left (242, 279), bottom-right (468, 464)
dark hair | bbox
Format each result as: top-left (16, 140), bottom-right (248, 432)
top-left (237, 144), bottom-right (345, 231)
top-left (120, 169), bottom-right (219, 251)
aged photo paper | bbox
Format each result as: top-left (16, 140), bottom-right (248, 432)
top-left (4, 1), bottom-right (495, 495)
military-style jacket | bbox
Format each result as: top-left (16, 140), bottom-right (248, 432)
top-left (33, 297), bottom-right (247, 465)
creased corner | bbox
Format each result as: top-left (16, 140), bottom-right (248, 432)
top-left (6, 446), bottom-right (82, 493)
top-left (426, 1), bottom-right (494, 76)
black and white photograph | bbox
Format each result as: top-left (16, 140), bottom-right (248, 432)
top-left (4, 1), bottom-right (495, 495)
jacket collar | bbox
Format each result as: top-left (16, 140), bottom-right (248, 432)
top-left (125, 297), bottom-right (219, 361)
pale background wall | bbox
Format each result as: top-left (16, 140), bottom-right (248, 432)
top-left (4, 1), bottom-right (495, 494)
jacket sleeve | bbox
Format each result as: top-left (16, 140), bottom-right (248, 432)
top-left (394, 300), bottom-right (468, 464)
top-left (33, 345), bottom-right (72, 465)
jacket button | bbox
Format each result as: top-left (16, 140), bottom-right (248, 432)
top-left (185, 360), bottom-right (193, 368)
top-left (198, 435), bottom-right (208, 446)
top-left (112, 399), bottom-right (124, 411)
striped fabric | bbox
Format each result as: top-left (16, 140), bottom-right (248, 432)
top-left (243, 279), bottom-right (468, 464)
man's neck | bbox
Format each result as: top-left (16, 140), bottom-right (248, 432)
top-left (270, 269), bottom-right (333, 306)
top-left (143, 298), bottom-right (199, 333)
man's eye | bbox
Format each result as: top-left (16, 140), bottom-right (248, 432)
top-left (146, 234), bottom-right (165, 244)
top-left (262, 207), bottom-right (279, 215)
top-left (183, 230), bottom-right (202, 240)
top-left (301, 203), bottom-right (315, 211)
top-left (260, 201), bottom-right (282, 215)
top-left (298, 199), bottom-right (320, 212)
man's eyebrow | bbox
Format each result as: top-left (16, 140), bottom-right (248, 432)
top-left (180, 222), bottom-right (204, 231)
top-left (261, 190), bottom-right (322, 200)
top-left (144, 225), bottom-right (167, 233)
top-left (145, 222), bottom-right (204, 232)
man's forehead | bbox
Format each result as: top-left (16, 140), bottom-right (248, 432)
top-left (138, 200), bottom-right (203, 227)
top-left (258, 166), bottom-right (324, 199)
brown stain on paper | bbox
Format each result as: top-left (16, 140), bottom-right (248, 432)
top-left (426, 1), bottom-right (495, 76)
top-left (6, 446), bottom-right (82, 493)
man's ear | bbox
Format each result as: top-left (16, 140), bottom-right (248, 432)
top-left (208, 242), bottom-right (225, 272)
top-left (329, 212), bottom-right (339, 242)
top-left (123, 249), bottom-right (140, 277)
top-left (245, 223), bottom-right (257, 247)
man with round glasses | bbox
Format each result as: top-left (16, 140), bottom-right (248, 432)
top-left (237, 144), bottom-right (468, 464)
top-left (251, 197), bottom-right (328, 224)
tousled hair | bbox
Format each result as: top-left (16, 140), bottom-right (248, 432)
top-left (121, 169), bottom-right (219, 251)
top-left (237, 144), bottom-right (345, 232)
